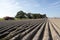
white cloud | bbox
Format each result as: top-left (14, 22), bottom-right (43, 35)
top-left (0, 0), bottom-right (43, 18)
top-left (45, 1), bottom-right (60, 10)
top-left (0, 0), bottom-right (21, 18)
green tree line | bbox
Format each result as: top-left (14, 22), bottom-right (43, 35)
top-left (15, 10), bottom-right (47, 19)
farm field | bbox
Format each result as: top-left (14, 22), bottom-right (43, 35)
top-left (0, 18), bottom-right (60, 40)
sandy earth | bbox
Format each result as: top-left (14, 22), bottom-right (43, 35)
top-left (0, 19), bottom-right (60, 40)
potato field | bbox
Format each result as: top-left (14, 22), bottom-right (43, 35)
top-left (0, 19), bottom-right (60, 40)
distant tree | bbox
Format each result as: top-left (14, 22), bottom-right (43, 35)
top-left (41, 14), bottom-right (47, 18)
top-left (4, 16), bottom-right (15, 20)
top-left (32, 14), bottom-right (42, 19)
top-left (27, 13), bottom-right (33, 19)
top-left (15, 10), bottom-right (47, 19)
top-left (15, 10), bottom-right (27, 19)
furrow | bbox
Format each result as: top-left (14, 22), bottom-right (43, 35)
top-left (21, 22), bottom-right (44, 40)
top-left (9, 22), bottom-right (40, 40)
top-left (32, 22), bottom-right (46, 40)
top-left (42, 22), bottom-right (49, 40)
top-left (49, 22), bottom-right (60, 40)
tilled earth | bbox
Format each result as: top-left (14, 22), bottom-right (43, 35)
top-left (0, 19), bottom-right (60, 40)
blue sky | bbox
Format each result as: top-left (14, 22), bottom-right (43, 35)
top-left (0, 0), bottom-right (60, 18)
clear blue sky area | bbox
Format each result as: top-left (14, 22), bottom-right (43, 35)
top-left (0, 0), bottom-right (60, 18)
